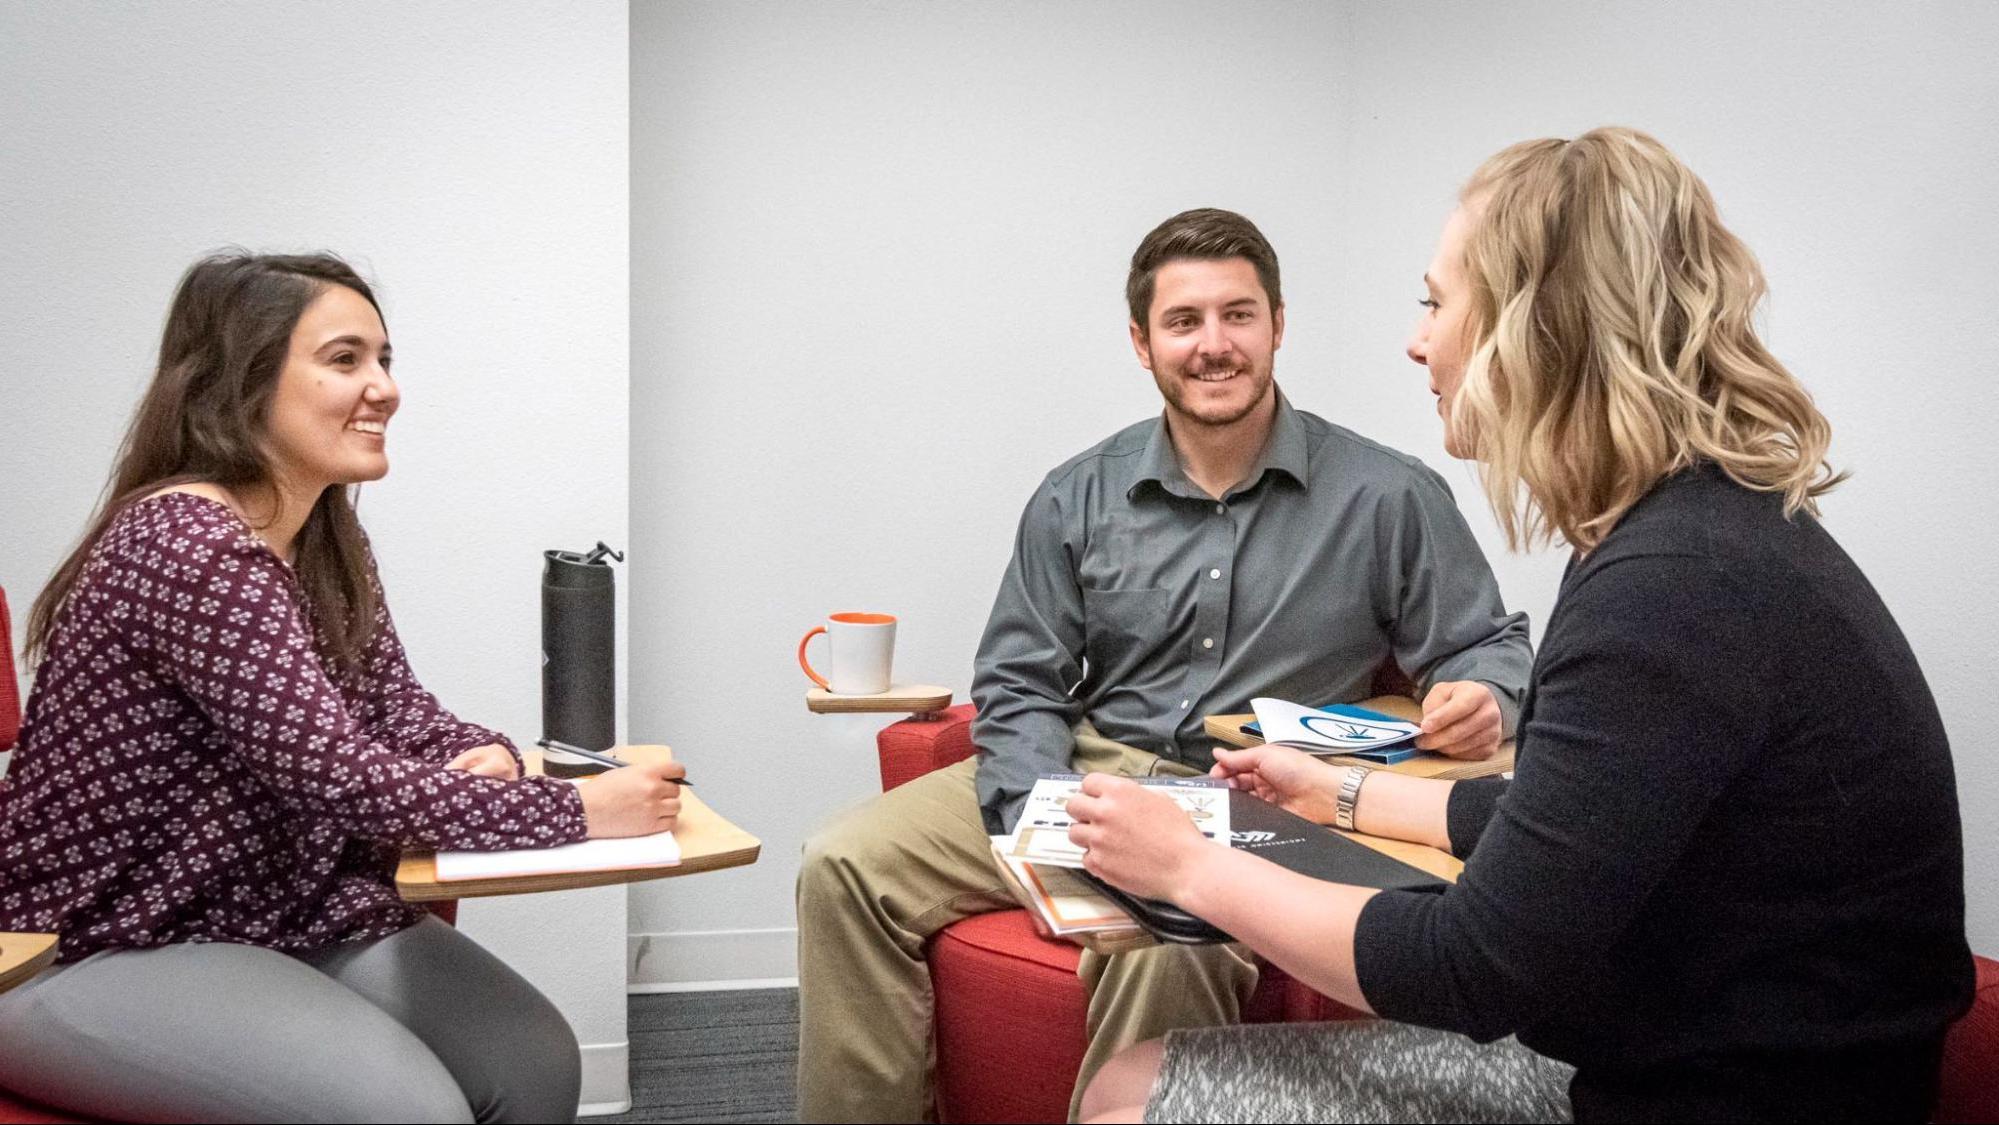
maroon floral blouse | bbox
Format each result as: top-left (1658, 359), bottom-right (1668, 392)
top-left (0, 493), bottom-right (589, 962)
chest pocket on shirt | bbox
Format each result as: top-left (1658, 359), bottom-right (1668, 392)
top-left (1082, 586), bottom-right (1169, 668)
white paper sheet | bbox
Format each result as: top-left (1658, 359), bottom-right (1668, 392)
top-left (433, 830), bottom-right (681, 882)
top-left (1249, 697), bottom-right (1421, 753)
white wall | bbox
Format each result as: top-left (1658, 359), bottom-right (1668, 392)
top-left (630, 0), bottom-right (1999, 976)
top-left (0, 1), bottom-right (635, 1112)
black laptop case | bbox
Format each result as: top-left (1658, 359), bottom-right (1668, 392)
top-left (1079, 788), bottom-right (1449, 944)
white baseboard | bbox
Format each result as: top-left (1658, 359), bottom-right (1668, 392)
top-left (576, 1039), bottom-right (631, 1117)
top-left (629, 975), bottom-right (798, 993)
top-left (627, 926), bottom-right (798, 989)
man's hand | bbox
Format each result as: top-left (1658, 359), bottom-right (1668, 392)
top-left (1416, 681), bottom-right (1502, 760)
top-left (444, 743), bottom-right (520, 780)
top-left (1209, 744), bottom-right (1343, 824)
top-left (1064, 774), bottom-right (1219, 903)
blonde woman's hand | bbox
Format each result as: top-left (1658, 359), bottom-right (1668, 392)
top-left (444, 743), bottom-right (520, 781)
top-left (579, 760), bottom-right (685, 838)
top-left (1064, 774), bottom-right (1216, 903)
top-left (1210, 744), bottom-right (1342, 824)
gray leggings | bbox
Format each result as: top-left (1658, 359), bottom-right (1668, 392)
top-left (0, 917), bottom-right (579, 1124)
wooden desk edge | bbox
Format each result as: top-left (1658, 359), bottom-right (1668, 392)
top-left (397, 836), bottom-right (762, 902)
top-left (395, 746), bottom-right (762, 901)
top-left (805, 685), bottom-right (954, 714)
top-left (1342, 831), bottom-right (1465, 882)
top-left (0, 933), bottom-right (59, 994)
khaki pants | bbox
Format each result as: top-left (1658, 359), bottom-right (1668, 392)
top-left (796, 725), bottom-right (1259, 1123)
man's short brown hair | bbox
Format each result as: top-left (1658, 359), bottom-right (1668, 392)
top-left (1125, 208), bottom-right (1282, 333)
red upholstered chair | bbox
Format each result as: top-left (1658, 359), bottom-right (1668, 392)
top-left (0, 582), bottom-right (91, 1124)
top-left (0, 588), bottom-right (17, 769)
top-left (1940, 955), bottom-right (1999, 1124)
top-left (879, 703), bottom-right (1999, 1124)
top-left (0, 584), bottom-right (455, 1124)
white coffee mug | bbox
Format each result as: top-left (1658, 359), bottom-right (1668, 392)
top-left (798, 612), bottom-right (896, 695)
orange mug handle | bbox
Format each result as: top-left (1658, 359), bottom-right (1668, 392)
top-left (798, 625), bottom-right (831, 690)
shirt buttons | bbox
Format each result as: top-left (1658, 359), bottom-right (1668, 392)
top-left (1209, 568), bottom-right (1222, 579)
top-left (1202, 637), bottom-right (1215, 649)
top-left (1215, 503), bottom-right (1226, 514)
top-left (1180, 699), bottom-right (1191, 709)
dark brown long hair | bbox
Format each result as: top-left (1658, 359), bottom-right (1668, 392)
top-left (27, 251), bottom-right (384, 671)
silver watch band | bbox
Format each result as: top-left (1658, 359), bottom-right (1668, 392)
top-left (1335, 765), bottom-right (1373, 832)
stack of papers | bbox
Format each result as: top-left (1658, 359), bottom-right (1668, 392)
top-left (990, 849), bottom-right (1133, 935)
top-left (991, 774), bottom-right (1231, 937)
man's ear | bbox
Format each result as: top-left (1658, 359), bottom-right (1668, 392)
top-left (1129, 319), bottom-right (1153, 371)
top-left (1271, 303), bottom-right (1286, 351)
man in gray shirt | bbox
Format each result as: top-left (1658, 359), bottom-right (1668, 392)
top-left (797, 208), bottom-right (1530, 1123)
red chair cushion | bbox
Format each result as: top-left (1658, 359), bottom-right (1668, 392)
top-left (879, 703), bottom-right (977, 792)
top-left (1, 588), bottom-right (21, 753)
top-left (0, 594), bottom-right (65, 1123)
top-left (0, 1091), bottom-right (88, 1125)
top-left (1936, 954), bottom-right (1999, 1125)
top-left (930, 910), bottom-right (1087, 1124)
top-left (0, 1089), bottom-right (88, 1125)
top-left (926, 908), bottom-right (1365, 1124)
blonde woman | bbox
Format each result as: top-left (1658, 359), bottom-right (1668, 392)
top-left (1064, 129), bottom-right (1973, 1123)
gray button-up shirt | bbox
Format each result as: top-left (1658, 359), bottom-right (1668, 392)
top-left (970, 392), bottom-right (1532, 832)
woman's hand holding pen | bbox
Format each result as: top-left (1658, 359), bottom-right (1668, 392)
top-left (1209, 744), bottom-right (1342, 825)
top-left (579, 760), bottom-right (685, 837)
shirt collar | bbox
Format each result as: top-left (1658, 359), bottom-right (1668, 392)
top-left (1129, 389), bottom-right (1310, 502)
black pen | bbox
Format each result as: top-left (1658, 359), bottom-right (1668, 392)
top-left (535, 739), bottom-right (693, 785)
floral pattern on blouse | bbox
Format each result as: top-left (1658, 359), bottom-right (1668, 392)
top-left (0, 493), bottom-right (588, 962)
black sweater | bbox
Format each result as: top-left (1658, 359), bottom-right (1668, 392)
top-left (1353, 465), bottom-right (1973, 1122)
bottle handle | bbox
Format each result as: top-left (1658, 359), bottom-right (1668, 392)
top-left (797, 626), bottom-right (831, 691)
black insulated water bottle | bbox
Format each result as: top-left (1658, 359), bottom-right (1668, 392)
top-left (541, 542), bottom-right (622, 778)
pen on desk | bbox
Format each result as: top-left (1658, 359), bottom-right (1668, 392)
top-left (535, 739), bottom-right (693, 785)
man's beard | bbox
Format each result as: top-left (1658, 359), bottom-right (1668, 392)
top-left (1157, 357), bottom-right (1274, 428)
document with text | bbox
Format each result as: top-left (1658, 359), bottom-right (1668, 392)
top-left (1000, 773), bottom-right (1231, 870)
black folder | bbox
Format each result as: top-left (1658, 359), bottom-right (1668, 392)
top-left (1078, 788), bottom-right (1449, 944)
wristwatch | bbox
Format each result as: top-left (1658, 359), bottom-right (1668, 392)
top-left (1335, 765), bottom-right (1373, 832)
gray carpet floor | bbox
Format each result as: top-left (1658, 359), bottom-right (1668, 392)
top-left (594, 987), bottom-right (799, 1123)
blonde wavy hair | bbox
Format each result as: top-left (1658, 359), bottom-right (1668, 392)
top-left (1448, 127), bottom-right (1844, 552)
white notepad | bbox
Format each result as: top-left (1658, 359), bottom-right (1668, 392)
top-left (433, 830), bottom-right (681, 882)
